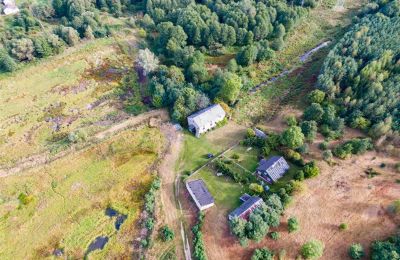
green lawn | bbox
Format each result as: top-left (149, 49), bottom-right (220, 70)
top-left (224, 145), bottom-right (260, 172)
top-left (191, 167), bottom-right (245, 210)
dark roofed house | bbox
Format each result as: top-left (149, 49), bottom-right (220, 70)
top-left (256, 156), bottom-right (290, 184)
top-left (228, 195), bottom-right (263, 220)
top-left (186, 179), bottom-right (215, 211)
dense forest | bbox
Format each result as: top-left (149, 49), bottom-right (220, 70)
top-left (0, 0), bottom-right (137, 72)
top-left (316, 0), bottom-right (400, 137)
top-left (141, 0), bottom-right (316, 123)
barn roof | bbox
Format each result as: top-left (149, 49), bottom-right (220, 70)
top-left (229, 196), bottom-right (263, 219)
top-left (186, 179), bottom-right (214, 207)
top-left (187, 104), bottom-right (225, 128)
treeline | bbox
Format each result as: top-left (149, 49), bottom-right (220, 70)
top-left (0, 0), bottom-right (138, 73)
top-left (316, 0), bottom-right (400, 137)
top-left (139, 0), bottom-right (315, 123)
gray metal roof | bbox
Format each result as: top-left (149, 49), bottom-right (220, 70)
top-left (229, 196), bottom-right (263, 219)
top-left (187, 104), bottom-right (225, 128)
top-left (186, 179), bottom-right (214, 206)
top-left (239, 193), bottom-right (251, 202)
top-left (257, 156), bottom-right (283, 172)
top-left (254, 128), bottom-right (267, 139)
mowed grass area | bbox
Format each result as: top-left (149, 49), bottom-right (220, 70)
top-left (190, 167), bottom-right (244, 211)
top-left (225, 145), bottom-right (260, 172)
top-left (177, 122), bottom-right (246, 173)
top-left (0, 31), bottom-right (139, 167)
top-left (0, 128), bottom-right (166, 259)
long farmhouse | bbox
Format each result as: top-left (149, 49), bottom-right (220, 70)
top-left (228, 194), bottom-right (263, 220)
top-left (187, 104), bottom-right (226, 137)
top-left (186, 179), bottom-right (215, 211)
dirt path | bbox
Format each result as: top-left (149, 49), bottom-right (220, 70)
top-left (149, 123), bottom-right (191, 259)
top-left (95, 109), bottom-right (169, 139)
top-left (0, 109), bottom-right (169, 178)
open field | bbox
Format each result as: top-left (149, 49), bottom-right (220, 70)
top-left (0, 127), bottom-right (166, 259)
top-left (0, 29), bottom-right (141, 168)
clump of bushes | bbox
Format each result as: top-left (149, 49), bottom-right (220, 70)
top-left (18, 192), bottom-right (34, 206)
top-left (251, 247), bottom-right (274, 260)
top-left (192, 212), bottom-right (207, 260)
top-left (270, 232), bottom-right (280, 240)
top-left (287, 217), bottom-right (299, 233)
top-left (160, 225), bottom-right (175, 242)
top-left (339, 223), bottom-right (348, 231)
top-left (300, 239), bottom-right (324, 259)
top-left (141, 177), bottom-right (161, 248)
top-left (348, 243), bottom-right (364, 259)
top-left (333, 138), bottom-right (373, 159)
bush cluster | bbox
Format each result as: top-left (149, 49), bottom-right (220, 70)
top-left (141, 177), bottom-right (161, 248)
top-left (192, 212), bottom-right (207, 260)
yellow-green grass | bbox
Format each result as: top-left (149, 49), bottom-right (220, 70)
top-left (190, 167), bottom-right (244, 211)
top-left (0, 128), bottom-right (165, 259)
top-left (0, 36), bottom-right (135, 167)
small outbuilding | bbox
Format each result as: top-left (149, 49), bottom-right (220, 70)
top-left (187, 104), bottom-right (226, 138)
top-left (186, 179), bottom-right (215, 211)
top-left (256, 156), bottom-right (290, 184)
top-left (254, 128), bottom-right (267, 139)
top-left (228, 195), bottom-right (263, 220)
top-left (2, 0), bottom-right (19, 15)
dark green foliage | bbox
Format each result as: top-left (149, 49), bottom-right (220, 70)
top-left (287, 217), bottom-right (299, 233)
top-left (192, 212), bottom-right (207, 260)
top-left (333, 138), bottom-right (373, 159)
top-left (300, 120), bottom-right (318, 142)
top-left (317, 1), bottom-right (400, 135)
top-left (160, 225), bottom-right (175, 242)
top-left (308, 89), bottom-right (325, 104)
top-left (229, 195), bottom-right (283, 243)
top-left (251, 248), bottom-right (274, 260)
top-left (349, 243), bottom-right (364, 259)
top-left (269, 231), bottom-right (280, 240)
top-left (303, 161), bottom-right (320, 178)
top-left (0, 50), bottom-right (17, 72)
top-left (339, 223), bottom-right (348, 231)
top-left (236, 45), bottom-right (258, 66)
top-left (370, 234), bottom-right (400, 260)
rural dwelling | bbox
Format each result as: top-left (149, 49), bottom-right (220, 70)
top-left (228, 195), bottom-right (263, 220)
top-left (187, 104), bottom-right (226, 137)
top-left (186, 179), bottom-right (215, 211)
top-left (2, 0), bottom-right (19, 15)
top-left (256, 156), bottom-right (290, 184)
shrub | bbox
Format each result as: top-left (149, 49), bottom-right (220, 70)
top-left (251, 248), bottom-right (274, 260)
top-left (249, 183), bottom-right (264, 194)
top-left (301, 239), bottom-right (324, 259)
top-left (294, 170), bottom-right (305, 181)
top-left (270, 232), bottom-right (280, 240)
top-left (388, 200), bottom-right (400, 215)
top-left (319, 141), bottom-right (329, 151)
top-left (287, 217), bottom-right (299, 233)
top-left (0, 49), bottom-right (17, 72)
top-left (322, 150), bottom-right (333, 162)
top-left (231, 153), bottom-right (240, 160)
top-left (18, 192), bottom-right (34, 205)
top-left (349, 243), bottom-right (364, 259)
top-left (339, 223), bottom-right (348, 231)
top-left (395, 163), bottom-right (400, 173)
top-left (280, 126), bottom-right (305, 149)
top-left (285, 114), bottom-right (297, 126)
top-left (303, 161), bottom-right (320, 178)
top-left (160, 225), bottom-right (175, 242)
top-left (308, 90), bottom-right (325, 104)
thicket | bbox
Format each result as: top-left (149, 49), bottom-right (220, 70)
top-left (142, 0), bottom-right (314, 123)
top-left (333, 138), bottom-right (373, 159)
top-left (0, 0), bottom-right (137, 72)
top-left (192, 212), bottom-right (207, 260)
top-left (140, 177), bottom-right (161, 248)
top-left (251, 247), bottom-right (274, 260)
top-left (370, 233), bottom-right (400, 260)
top-left (317, 0), bottom-right (400, 137)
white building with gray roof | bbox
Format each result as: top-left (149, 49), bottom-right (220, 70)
top-left (186, 179), bottom-right (215, 211)
top-left (187, 104), bottom-right (226, 137)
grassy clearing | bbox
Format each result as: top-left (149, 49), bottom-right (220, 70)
top-left (0, 31), bottom-right (141, 167)
top-left (0, 128), bottom-right (166, 259)
top-left (191, 167), bottom-right (244, 210)
top-left (224, 145), bottom-right (260, 172)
